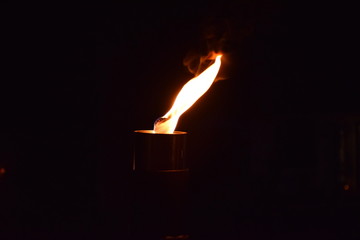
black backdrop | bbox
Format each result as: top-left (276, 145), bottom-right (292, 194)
top-left (1, 1), bottom-right (359, 240)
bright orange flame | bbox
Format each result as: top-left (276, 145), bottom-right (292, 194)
top-left (154, 54), bottom-right (222, 133)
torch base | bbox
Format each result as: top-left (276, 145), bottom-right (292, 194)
top-left (132, 130), bottom-right (189, 239)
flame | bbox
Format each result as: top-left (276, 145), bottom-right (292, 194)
top-left (154, 54), bottom-right (222, 133)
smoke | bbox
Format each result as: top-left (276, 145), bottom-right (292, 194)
top-left (183, 18), bottom-right (232, 81)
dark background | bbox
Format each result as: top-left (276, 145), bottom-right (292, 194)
top-left (1, 1), bottom-right (359, 239)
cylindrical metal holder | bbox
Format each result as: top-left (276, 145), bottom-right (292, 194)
top-left (132, 130), bottom-right (189, 240)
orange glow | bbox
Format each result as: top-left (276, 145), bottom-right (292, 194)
top-left (344, 184), bottom-right (350, 191)
top-left (0, 167), bottom-right (5, 176)
top-left (154, 54), bottom-right (222, 133)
